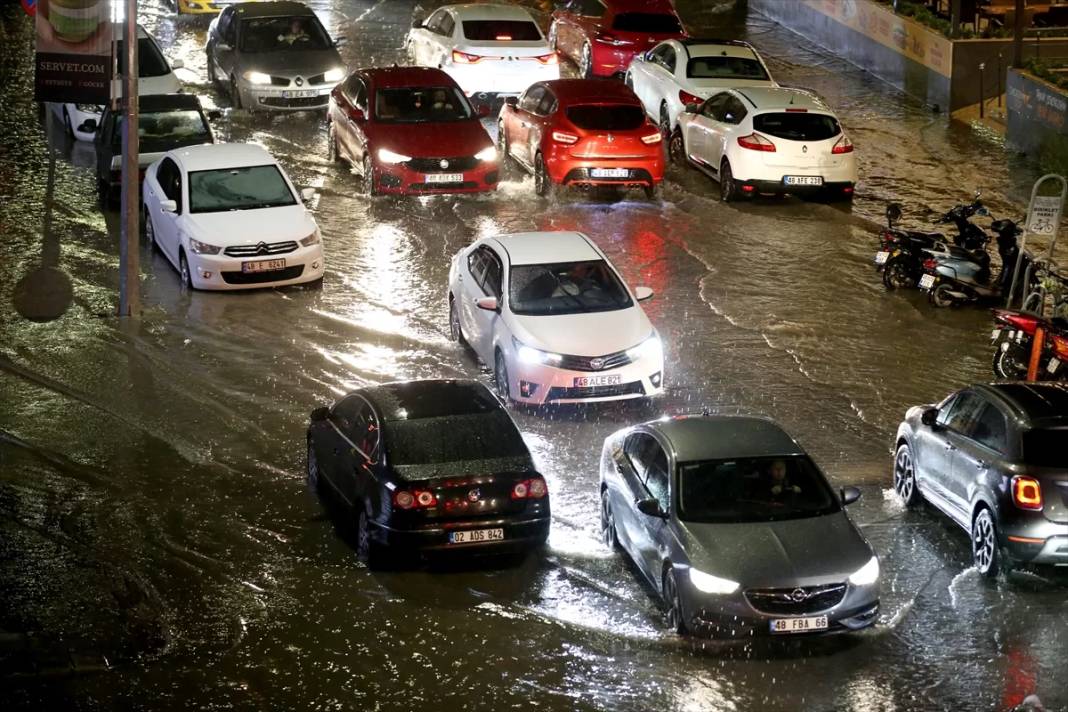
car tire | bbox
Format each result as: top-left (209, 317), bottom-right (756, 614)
top-left (929, 282), bottom-right (957, 308)
top-left (179, 249), bottom-right (195, 290)
top-left (144, 206), bottom-right (158, 250)
top-left (882, 256), bottom-right (916, 290)
top-left (448, 297), bottom-right (465, 344)
top-left (328, 122), bottom-right (342, 164)
top-left (62, 106), bottom-right (74, 138)
top-left (719, 160), bottom-right (739, 202)
top-left (306, 438), bottom-right (323, 494)
top-left (356, 506), bottom-right (384, 570)
top-left (659, 104), bottom-right (671, 139)
top-left (972, 508), bottom-right (1006, 578)
top-left (230, 76), bottom-right (243, 110)
top-left (992, 341), bottom-right (1029, 380)
top-left (494, 349), bottom-right (511, 402)
top-left (892, 443), bottom-right (922, 508)
top-left (668, 128), bottom-right (685, 165)
top-left (579, 43), bottom-right (593, 79)
top-left (362, 155), bottom-right (379, 196)
top-left (534, 153), bottom-right (555, 198)
top-left (206, 50), bottom-right (217, 84)
top-left (663, 567), bottom-right (688, 635)
top-left (496, 121), bottom-right (514, 180)
top-left (600, 488), bottom-right (620, 550)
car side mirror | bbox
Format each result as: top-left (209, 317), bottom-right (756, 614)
top-left (921, 407), bottom-right (938, 428)
top-left (300, 187), bottom-right (316, 202)
top-left (634, 286), bottom-right (653, 301)
top-left (636, 497), bottom-right (666, 518)
top-left (475, 296), bottom-right (499, 312)
top-left (504, 96), bottom-right (518, 107)
top-left (160, 199), bottom-right (178, 213)
top-left (171, 58), bottom-right (185, 70)
top-left (217, 42), bottom-right (233, 52)
top-left (310, 406), bottom-right (330, 422)
top-left (840, 486), bottom-right (861, 506)
top-left (411, 18), bottom-right (424, 28)
top-left (476, 103), bottom-right (491, 118)
top-left (207, 110), bottom-right (222, 121)
top-left (684, 103), bottom-right (699, 114)
top-left (79, 118), bottom-right (98, 134)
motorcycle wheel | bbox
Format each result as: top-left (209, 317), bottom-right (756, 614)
top-left (992, 342), bottom-right (1030, 380)
top-left (929, 283), bottom-right (958, 308)
top-left (882, 257), bottom-right (917, 290)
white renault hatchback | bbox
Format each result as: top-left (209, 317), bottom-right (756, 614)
top-left (142, 143), bottom-right (325, 290)
top-left (626, 39), bottom-right (775, 135)
top-left (405, 3), bottom-right (559, 103)
top-left (671, 87), bottom-right (856, 202)
top-left (447, 231), bottom-right (664, 406)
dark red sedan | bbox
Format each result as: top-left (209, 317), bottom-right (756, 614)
top-left (327, 67), bottom-right (498, 196)
top-left (549, 0), bottom-right (687, 79)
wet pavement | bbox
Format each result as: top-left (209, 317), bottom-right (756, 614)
top-left (1, 1), bottom-right (1067, 710)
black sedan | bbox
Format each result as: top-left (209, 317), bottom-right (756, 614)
top-left (893, 382), bottom-right (1068, 576)
top-left (306, 379), bottom-right (550, 567)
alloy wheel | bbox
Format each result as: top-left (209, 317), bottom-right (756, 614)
top-left (600, 489), bottom-right (618, 550)
top-left (580, 44), bottom-right (592, 78)
top-left (720, 161), bottom-right (737, 202)
top-left (534, 154), bottom-right (552, 197)
top-left (328, 123), bottom-right (341, 163)
top-left (356, 508), bottom-right (376, 567)
top-left (363, 155), bottom-right (377, 196)
top-left (144, 208), bottom-right (157, 249)
top-left (659, 105), bottom-right (671, 139)
top-left (669, 129), bottom-right (685, 165)
top-left (448, 299), bottom-right (463, 343)
top-left (495, 351), bottom-right (510, 401)
top-left (893, 444), bottom-right (919, 506)
top-left (972, 509), bottom-right (999, 577)
top-left (882, 257), bottom-right (916, 290)
top-left (230, 77), bottom-right (242, 109)
top-left (179, 252), bottom-right (193, 289)
top-left (307, 440), bottom-right (321, 492)
top-left (663, 569), bottom-right (686, 634)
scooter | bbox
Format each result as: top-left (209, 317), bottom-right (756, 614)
top-left (920, 219), bottom-right (1028, 307)
top-left (990, 308), bottom-right (1068, 380)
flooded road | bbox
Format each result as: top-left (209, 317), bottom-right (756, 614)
top-left (2, 1), bottom-right (1066, 709)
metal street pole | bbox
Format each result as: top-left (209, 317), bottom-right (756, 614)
top-left (1012, 0), bottom-right (1025, 68)
top-left (118, 0), bottom-right (140, 317)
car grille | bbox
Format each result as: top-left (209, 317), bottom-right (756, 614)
top-left (269, 76), bottom-right (290, 86)
top-left (259, 96), bottom-right (328, 109)
top-left (744, 584), bottom-right (847, 616)
top-left (562, 168), bottom-right (654, 185)
top-left (557, 349), bottom-right (631, 372)
top-left (545, 381), bottom-right (645, 402)
top-left (223, 241), bottom-right (298, 257)
top-left (405, 156), bottom-right (480, 173)
top-left (221, 265), bottom-right (305, 285)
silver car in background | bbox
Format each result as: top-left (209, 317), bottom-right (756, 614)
top-left (599, 415), bottom-right (879, 637)
top-left (206, 1), bottom-right (345, 113)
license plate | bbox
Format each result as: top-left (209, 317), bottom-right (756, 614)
top-left (425, 173), bottom-right (464, 184)
top-left (875, 250), bottom-right (890, 265)
top-left (1048, 357), bottom-right (1061, 374)
top-left (449, 528), bottom-right (504, 544)
top-left (574, 374), bottom-right (623, 387)
top-left (282, 90), bottom-right (316, 99)
top-left (919, 273), bottom-right (936, 290)
top-left (242, 258), bottom-right (286, 273)
top-left (770, 615), bottom-right (828, 634)
top-left (784, 176), bottom-right (823, 186)
top-left (590, 168), bottom-right (630, 179)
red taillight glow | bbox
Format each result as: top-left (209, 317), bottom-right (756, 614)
top-left (1051, 333), bottom-right (1068, 359)
top-left (532, 52), bottom-right (558, 64)
top-left (641, 132), bottom-right (662, 145)
top-left (679, 90), bottom-right (703, 106)
top-left (452, 50), bottom-right (483, 64)
top-left (1011, 476), bottom-right (1043, 511)
top-left (923, 258), bottom-right (938, 270)
top-left (552, 130), bottom-right (578, 144)
top-left (737, 133), bottom-right (776, 152)
top-left (511, 477), bottom-right (548, 499)
top-left (393, 489), bottom-right (437, 509)
top-left (832, 135), bottom-right (854, 154)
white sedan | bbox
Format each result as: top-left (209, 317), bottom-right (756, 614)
top-left (671, 87), bottom-right (857, 202)
top-left (625, 38), bottom-right (775, 135)
top-left (405, 3), bottom-right (559, 103)
top-left (447, 231), bottom-right (664, 406)
top-left (142, 143), bottom-right (325, 291)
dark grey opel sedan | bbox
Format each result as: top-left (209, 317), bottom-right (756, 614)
top-left (893, 382), bottom-right (1068, 577)
top-left (599, 415), bottom-right (879, 637)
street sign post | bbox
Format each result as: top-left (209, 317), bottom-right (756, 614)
top-left (118, 0), bottom-right (140, 318)
top-left (1007, 174), bottom-right (1066, 313)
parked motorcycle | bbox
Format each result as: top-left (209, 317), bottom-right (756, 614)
top-left (990, 308), bottom-right (1068, 380)
top-left (920, 218), bottom-right (1029, 307)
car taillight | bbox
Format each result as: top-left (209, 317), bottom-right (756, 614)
top-left (452, 50), bottom-right (483, 64)
top-left (512, 477), bottom-right (548, 499)
top-left (393, 489), bottom-right (437, 509)
top-left (1011, 476), bottom-right (1043, 511)
top-left (532, 52), bottom-right (558, 64)
top-left (832, 135), bottom-right (854, 154)
top-left (641, 131), bottom-right (662, 144)
top-left (1051, 333), bottom-right (1068, 359)
top-left (737, 133), bottom-right (776, 152)
top-left (923, 258), bottom-right (937, 270)
top-left (678, 90), bottom-right (703, 106)
top-left (552, 130), bottom-right (578, 144)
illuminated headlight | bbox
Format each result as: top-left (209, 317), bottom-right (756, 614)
top-left (688, 567), bottom-right (739, 595)
top-left (475, 146), bottom-right (497, 162)
top-left (299, 230), bottom-right (320, 247)
top-left (848, 556), bottom-right (879, 586)
top-left (244, 71), bottom-right (272, 85)
top-left (188, 238), bottom-right (221, 255)
top-left (627, 334), bottom-right (662, 363)
top-left (378, 148), bottom-right (412, 164)
top-left (75, 103), bottom-right (101, 114)
top-left (514, 338), bottom-right (562, 366)
top-left (323, 67), bottom-right (345, 83)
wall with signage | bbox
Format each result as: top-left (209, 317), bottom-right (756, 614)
top-left (1006, 69), bottom-right (1068, 165)
top-left (34, 0), bottom-right (112, 103)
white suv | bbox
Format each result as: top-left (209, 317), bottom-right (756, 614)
top-left (626, 39), bottom-right (775, 135)
top-left (671, 87), bottom-right (857, 202)
top-left (447, 231), bottom-right (664, 406)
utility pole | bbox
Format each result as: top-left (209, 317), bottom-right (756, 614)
top-left (118, 0), bottom-right (140, 317)
top-left (1012, 0), bottom-right (1025, 68)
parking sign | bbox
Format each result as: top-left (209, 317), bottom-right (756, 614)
top-left (1026, 194), bottom-right (1062, 237)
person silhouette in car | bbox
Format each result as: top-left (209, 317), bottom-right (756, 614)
top-left (278, 18), bottom-right (309, 46)
top-left (767, 459), bottom-right (801, 498)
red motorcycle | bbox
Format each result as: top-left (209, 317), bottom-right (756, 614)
top-left (990, 308), bottom-right (1068, 380)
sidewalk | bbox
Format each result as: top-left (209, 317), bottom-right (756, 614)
top-left (952, 94), bottom-right (1008, 137)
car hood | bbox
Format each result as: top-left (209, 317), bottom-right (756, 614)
top-left (364, 119), bottom-right (492, 158)
top-left (238, 48), bottom-right (343, 77)
top-left (678, 513), bottom-right (873, 588)
top-left (510, 307), bottom-right (652, 357)
top-left (186, 204), bottom-right (316, 246)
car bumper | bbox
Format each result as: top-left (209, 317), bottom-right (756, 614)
top-left (1002, 518), bottom-right (1068, 566)
top-left (546, 154), bottom-right (665, 188)
top-left (62, 103), bottom-right (102, 142)
top-left (177, 0), bottom-right (226, 13)
top-left (506, 352), bottom-right (665, 405)
top-left (187, 244), bottom-right (325, 290)
top-left (443, 62), bottom-right (560, 98)
top-left (241, 84), bottom-right (333, 112)
top-left (590, 43), bottom-right (645, 78)
top-left (737, 160), bottom-right (857, 196)
top-left (375, 160), bottom-right (498, 196)
top-left (371, 515), bottom-right (550, 554)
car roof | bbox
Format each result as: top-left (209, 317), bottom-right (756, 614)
top-left (976, 383), bottom-right (1068, 427)
top-left (604, 0), bottom-right (678, 14)
top-left (361, 380), bottom-right (503, 422)
top-left (232, 1), bottom-right (316, 18)
top-left (360, 66), bottom-right (456, 88)
top-left (489, 231), bottom-right (602, 266)
top-left (647, 415), bottom-right (806, 461)
top-left (543, 78), bottom-right (639, 104)
top-left (171, 143), bottom-right (276, 170)
top-left (139, 93), bottom-right (204, 112)
top-left (445, 3), bottom-right (537, 20)
top-left (731, 86), bottom-right (830, 112)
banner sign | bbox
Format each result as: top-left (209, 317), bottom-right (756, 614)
top-left (34, 0), bottom-right (112, 103)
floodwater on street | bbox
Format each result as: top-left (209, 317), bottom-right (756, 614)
top-left (1, 1), bottom-right (1066, 710)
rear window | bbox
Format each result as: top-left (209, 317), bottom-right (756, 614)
top-left (116, 38), bottom-right (170, 78)
top-left (687, 56), bottom-right (768, 81)
top-left (380, 383), bottom-right (500, 420)
top-left (384, 413), bottom-right (529, 466)
top-left (565, 105), bottom-right (645, 131)
top-left (1022, 428), bottom-right (1068, 467)
top-left (461, 20), bottom-right (542, 41)
top-left (753, 112), bottom-right (841, 142)
top-left (611, 12), bottom-right (682, 34)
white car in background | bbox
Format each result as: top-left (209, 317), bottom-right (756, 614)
top-left (142, 143), bottom-right (324, 290)
top-left (625, 38), bottom-right (775, 135)
top-left (405, 3), bottom-right (559, 104)
top-left (447, 231), bottom-right (664, 406)
top-left (671, 87), bottom-right (857, 202)
top-left (50, 24), bottom-right (183, 142)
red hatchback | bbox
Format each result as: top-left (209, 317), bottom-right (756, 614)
top-left (327, 67), bottom-right (498, 196)
top-left (550, 0), bottom-right (687, 79)
top-left (497, 79), bottom-right (664, 198)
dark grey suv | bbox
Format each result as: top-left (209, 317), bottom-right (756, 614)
top-left (894, 383), bottom-right (1068, 577)
top-left (599, 415), bottom-right (879, 638)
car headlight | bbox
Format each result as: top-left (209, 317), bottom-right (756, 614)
top-left (323, 67), bottom-right (345, 83)
top-left (299, 230), bottom-right (320, 247)
top-left (378, 148), bottom-right (412, 164)
top-left (75, 103), bottom-right (102, 114)
top-left (848, 556), bottom-right (879, 586)
top-left (688, 567), bottom-right (739, 595)
top-left (626, 334), bottom-right (662, 362)
top-left (188, 238), bottom-right (221, 255)
top-left (244, 71), bottom-right (272, 85)
top-left (475, 146), bottom-right (497, 162)
top-left (513, 337), bottom-right (562, 366)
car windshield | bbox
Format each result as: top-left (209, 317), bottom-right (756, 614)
top-left (384, 412), bottom-right (528, 466)
top-left (565, 105), bottom-right (645, 131)
top-left (509, 260), bottom-right (633, 316)
top-left (188, 165), bottom-right (297, 213)
top-left (374, 87), bottom-right (473, 123)
top-left (1022, 428), bottom-right (1068, 467)
top-left (687, 55), bottom-right (768, 80)
top-left (461, 20), bottom-right (542, 41)
top-left (753, 112), bottom-right (841, 142)
top-left (116, 38), bottom-right (171, 78)
top-left (611, 12), bottom-right (682, 33)
top-left (239, 15), bottom-right (332, 53)
top-left (113, 110), bottom-right (210, 148)
top-left (677, 455), bottom-right (841, 523)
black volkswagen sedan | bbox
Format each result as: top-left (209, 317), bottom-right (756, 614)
top-left (306, 380), bottom-right (550, 567)
top-left (893, 382), bottom-right (1068, 577)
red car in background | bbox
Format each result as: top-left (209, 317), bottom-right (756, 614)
top-left (497, 79), bottom-right (664, 198)
top-left (549, 0), bottom-right (687, 79)
top-left (327, 67), bottom-right (498, 196)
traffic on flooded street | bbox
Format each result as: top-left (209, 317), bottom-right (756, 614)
top-left (1, 0), bottom-right (1066, 710)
